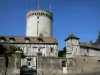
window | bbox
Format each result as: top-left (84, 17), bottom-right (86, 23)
top-left (62, 61), bottom-right (66, 67)
top-left (33, 47), bottom-right (37, 53)
top-left (10, 40), bottom-right (14, 43)
top-left (9, 37), bottom-right (15, 43)
top-left (98, 60), bottom-right (100, 62)
top-left (51, 48), bottom-right (53, 52)
top-left (27, 58), bottom-right (31, 61)
top-left (28, 62), bottom-right (30, 66)
top-left (38, 48), bottom-right (40, 52)
top-left (25, 37), bottom-right (30, 43)
top-left (35, 13), bottom-right (36, 15)
top-left (0, 37), bottom-right (6, 42)
top-left (39, 13), bottom-right (41, 15)
top-left (37, 16), bottom-right (39, 19)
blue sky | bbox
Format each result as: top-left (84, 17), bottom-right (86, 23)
top-left (0, 0), bottom-right (100, 50)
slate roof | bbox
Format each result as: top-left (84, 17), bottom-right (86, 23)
top-left (80, 42), bottom-right (100, 50)
top-left (0, 36), bottom-right (58, 44)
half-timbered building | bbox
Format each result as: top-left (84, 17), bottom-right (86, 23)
top-left (65, 33), bottom-right (100, 58)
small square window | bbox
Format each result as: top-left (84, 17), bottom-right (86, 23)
top-left (51, 48), bottom-right (53, 52)
top-left (98, 60), bottom-right (100, 62)
top-left (62, 61), bottom-right (66, 67)
top-left (25, 37), bottom-right (30, 43)
top-left (0, 37), bottom-right (6, 42)
top-left (37, 16), bottom-right (39, 19)
top-left (28, 62), bottom-right (30, 66)
top-left (9, 37), bottom-right (15, 43)
top-left (38, 48), bottom-right (40, 52)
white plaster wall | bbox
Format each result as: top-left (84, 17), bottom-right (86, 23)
top-left (66, 39), bottom-right (71, 53)
top-left (88, 49), bottom-right (100, 56)
top-left (65, 39), bottom-right (100, 57)
top-left (26, 12), bottom-right (52, 37)
top-left (80, 47), bottom-right (100, 56)
top-left (15, 43), bottom-right (58, 67)
top-left (72, 39), bottom-right (79, 45)
top-left (21, 59), bottom-right (27, 66)
top-left (66, 39), bottom-right (80, 57)
top-left (19, 44), bottom-right (57, 57)
top-left (31, 57), bottom-right (36, 69)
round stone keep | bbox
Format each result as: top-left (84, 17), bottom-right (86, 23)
top-left (26, 10), bottom-right (53, 37)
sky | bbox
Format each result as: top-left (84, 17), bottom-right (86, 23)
top-left (0, 0), bottom-right (100, 50)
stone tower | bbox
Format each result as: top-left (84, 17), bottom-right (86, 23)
top-left (26, 10), bottom-right (53, 37)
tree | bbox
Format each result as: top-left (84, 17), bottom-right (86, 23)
top-left (58, 47), bottom-right (66, 57)
top-left (0, 43), bottom-right (25, 75)
top-left (96, 31), bottom-right (100, 44)
top-left (6, 45), bottom-right (25, 58)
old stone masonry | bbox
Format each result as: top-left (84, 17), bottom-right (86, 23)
top-left (0, 3), bottom-right (100, 75)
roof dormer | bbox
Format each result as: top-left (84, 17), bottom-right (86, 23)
top-left (0, 37), bottom-right (6, 42)
top-left (25, 37), bottom-right (30, 43)
top-left (9, 37), bottom-right (15, 43)
top-left (38, 33), bottom-right (44, 42)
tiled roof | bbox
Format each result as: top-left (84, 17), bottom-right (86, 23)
top-left (65, 33), bottom-right (79, 41)
top-left (0, 36), bottom-right (58, 44)
top-left (80, 42), bottom-right (100, 49)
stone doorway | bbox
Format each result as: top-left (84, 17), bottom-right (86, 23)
top-left (20, 56), bottom-right (37, 75)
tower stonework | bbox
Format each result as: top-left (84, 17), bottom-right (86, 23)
top-left (26, 10), bottom-right (53, 37)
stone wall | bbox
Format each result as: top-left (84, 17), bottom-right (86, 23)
top-left (42, 57), bottom-right (63, 75)
top-left (67, 71), bottom-right (100, 75)
top-left (37, 53), bottom-right (100, 75)
top-left (66, 56), bottom-right (100, 74)
top-left (7, 55), bottom-right (15, 75)
top-left (0, 56), bottom-right (6, 75)
top-left (37, 52), bottom-right (68, 75)
top-left (0, 55), bottom-right (15, 75)
top-left (0, 52), bottom-right (21, 75)
top-left (13, 52), bottom-right (21, 75)
top-left (75, 56), bottom-right (100, 74)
